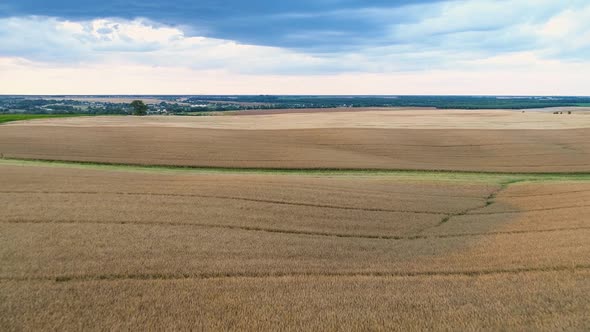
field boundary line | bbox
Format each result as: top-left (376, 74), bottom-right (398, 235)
top-left (3, 219), bottom-right (589, 241)
top-left (424, 179), bottom-right (531, 230)
top-left (0, 190), bottom-right (444, 215)
top-left (469, 203), bottom-right (590, 215)
top-left (2, 264), bottom-right (589, 283)
top-left (2, 157), bottom-right (590, 178)
top-left (0, 189), bottom-right (488, 199)
top-left (503, 188), bottom-right (590, 198)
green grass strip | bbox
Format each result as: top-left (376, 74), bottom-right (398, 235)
top-left (1, 157), bottom-right (590, 183)
top-left (0, 114), bottom-right (91, 124)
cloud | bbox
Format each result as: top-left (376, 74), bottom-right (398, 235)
top-left (0, 17), bottom-right (344, 74)
top-left (1, 0), bottom-right (589, 55)
top-left (0, 0), bottom-right (443, 49)
top-left (1, 0), bottom-right (589, 94)
top-left (2, 55), bottom-right (589, 95)
top-left (537, 5), bottom-right (590, 60)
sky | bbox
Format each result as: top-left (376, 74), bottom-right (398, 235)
top-left (0, 0), bottom-right (589, 95)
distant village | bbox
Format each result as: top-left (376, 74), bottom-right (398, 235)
top-left (1, 95), bottom-right (590, 115)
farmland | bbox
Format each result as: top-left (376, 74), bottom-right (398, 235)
top-left (2, 109), bottom-right (590, 172)
top-left (0, 160), bottom-right (589, 330)
top-left (1, 109), bottom-right (590, 330)
top-left (4, 95), bottom-right (590, 114)
top-left (0, 114), bottom-right (89, 124)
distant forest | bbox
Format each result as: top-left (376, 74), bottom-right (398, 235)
top-left (1, 95), bottom-right (589, 115)
top-left (185, 95), bottom-right (590, 110)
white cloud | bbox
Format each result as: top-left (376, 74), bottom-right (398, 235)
top-left (1, 0), bottom-right (590, 94)
top-left (0, 16), bottom-right (336, 73)
top-left (1, 55), bottom-right (589, 95)
top-left (537, 5), bottom-right (590, 59)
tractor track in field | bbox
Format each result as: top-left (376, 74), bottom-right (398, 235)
top-left (3, 219), bottom-right (589, 241)
top-left (0, 190), bottom-right (446, 215)
top-left (2, 264), bottom-right (589, 283)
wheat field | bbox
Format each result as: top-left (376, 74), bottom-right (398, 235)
top-left (1, 161), bottom-right (589, 330)
top-left (2, 111), bottom-right (590, 172)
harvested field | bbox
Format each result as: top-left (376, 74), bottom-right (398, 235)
top-left (0, 162), bottom-right (589, 330)
top-left (2, 110), bottom-right (590, 172)
top-left (4, 108), bottom-right (590, 129)
top-left (232, 106), bottom-right (436, 115)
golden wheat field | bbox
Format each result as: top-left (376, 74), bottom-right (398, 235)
top-left (0, 160), bottom-right (589, 330)
top-left (1, 110), bottom-right (590, 330)
top-left (2, 109), bottom-right (590, 172)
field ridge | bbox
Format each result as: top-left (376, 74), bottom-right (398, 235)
top-left (2, 264), bottom-right (589, 283)
top-left (3, 158), bottom-right (590, 179)
top-left (4, 219), bottom-right (590, 241)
